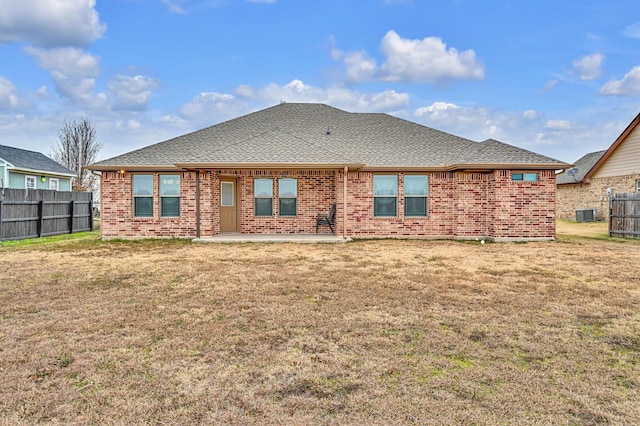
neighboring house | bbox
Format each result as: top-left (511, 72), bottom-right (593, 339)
top-left (556, 112), bottom-right (640, 221)
top-left (0, 144), bottom-right (76, 191)
top-left (88, 103), bottom-right (569, 241)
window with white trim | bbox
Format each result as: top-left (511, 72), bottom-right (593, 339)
top-left (373, 175), bottom-right (398, 217)
top-left (160, 175), bottom-right (180, 217)
top-left (49, 178), bottom-right (59, 191)
top-left (636, 180), bottom-right (640, 192)
top-left (278, 178), bottom-right (297, 216)
top-left (404, 175), bottom-right (428, 217)
top-left (254, 178), bottom-right (273, 216)
top-left (25, 175), bottom-right (36, 189)
top-left (133, 174), bottom-right (153, 217)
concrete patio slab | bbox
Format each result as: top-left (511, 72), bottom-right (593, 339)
top-left (193, 234), bottom-right (351, 243)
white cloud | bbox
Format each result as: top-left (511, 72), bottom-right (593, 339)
top-left (599, 66), bottom-right (640, 96)
top-left (539, 80), bottom-right (558, 93)
top-left (544, 119), bottom-right (574, 130)
top-left (0, 77), bottom-right (30, 110)
top-left (107, 75), bottom-right (160, 111)
top-left (0, 0), bottom-right (105, 47)
top-left (411, 102), bottom-right (599, 161)
top-left (572, 53), bottom-right (604, 81)
top-left (623, 21), bottom-right (640, 39)
top-left (343, 51), bottom-right (378, 83)
top-left (332, 30), bottom-right (484, 84)
top-left (25, 47), bottom-right (105, 106)
top-left (415, 102), bottom-right (460, 118)
top-left (161, 0), bottom-right (187, 14)
top-left (379, 31), bottom-right (485, 83)
top-left (178, 92), bottom-right (245, 123)
top-left (235, 79), bottom-right (410, 112)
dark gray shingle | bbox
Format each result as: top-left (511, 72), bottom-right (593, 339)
top-left (0, 144), bottom-right (75, 175)
top-left (556, 150), bottom-right (606, 184)
top-left (90, 103), bottom-right (568, 169)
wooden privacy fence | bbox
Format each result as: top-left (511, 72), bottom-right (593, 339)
top-left (0, 189), bottom-right (93, 241)
top-left (609, 192), bottom-right (640, 239)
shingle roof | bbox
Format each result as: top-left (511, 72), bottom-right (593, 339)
top-left (0, 144), bottom-right (76, 176)
top-left (90, 103), bottom-right (569, 170)
top-left (556, 150), bottom-right (606, 185)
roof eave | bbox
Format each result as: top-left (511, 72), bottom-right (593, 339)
top-left (362, 163), bottom-right (572, 172)
top-left (584, 112), bottom-right (640, 181)
top-left (449, 162), bottom-right (572, 171)
top-left (86, 164), bottom-right (186, 172)
top-left (8, 166), bottom-right (77, 178)
top-left (174, 162), bottom-right (367, 170)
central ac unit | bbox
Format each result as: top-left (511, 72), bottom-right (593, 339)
top-left (576, 208), bottom-right (596, 222)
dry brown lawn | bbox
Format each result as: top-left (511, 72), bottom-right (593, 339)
top-left (556, 219), bottom-right (609, 239)
top-left (1, 233), bottom-right (639, 425)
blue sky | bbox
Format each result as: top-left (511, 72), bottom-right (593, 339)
top-left (1, 0), bottom-right (639, 163)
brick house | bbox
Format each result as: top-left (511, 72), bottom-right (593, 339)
top-left (88, 103), bottom-right (569, 241)
top-left (556, 112), bottom-right (640, 221)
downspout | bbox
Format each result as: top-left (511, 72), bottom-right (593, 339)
top-left (195, 170), bottom-right (201, 238)
top-left (343, 166), bottom-right (348, 239)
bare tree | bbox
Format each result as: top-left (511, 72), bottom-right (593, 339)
top-left (52, 117), bottom-right (103, 192)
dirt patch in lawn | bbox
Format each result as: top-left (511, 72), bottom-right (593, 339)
top-left (1, 236), bottom-right (639, 424)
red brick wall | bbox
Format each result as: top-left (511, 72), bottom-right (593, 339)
top-left (342, 171), bottom-right (456, 237)
top-left (101, 171), bottom-right (198, 239)
top-left (223, 170), bottom-right (337, 234)
top-left (488, 170), bottom-right (556, 239)
top-left (100, 168), bottom-right (557, 240)
top-left (453, 173), bottom-right (489, 237)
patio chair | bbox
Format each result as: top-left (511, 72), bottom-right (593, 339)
top-left (316, 203), bottom-right (336, 234)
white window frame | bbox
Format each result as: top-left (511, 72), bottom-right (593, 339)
top-left (404, 175), bottom-right (429, 217)
top-left (278, 178), bottom-right (297, 216)
top-left (221, 181), bottom-right (234, 207)
top-left (373, 174), bottom-right (398, 217)
top-left (160, 174), bottom-right (180, 217)
top-left (636, 180), bottom-right (640, 192)
top-left (49, 178), bottom-right (59, 191)
top-left (25, 175), bottom-right (36, 189)
top-left (254, 178), bottom-right (273, 216)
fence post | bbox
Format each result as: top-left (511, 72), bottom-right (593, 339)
top-left (609, 193), bottom-right (614, 237)
top-left (89, 192), bottom-right (94, 231)
top-left (37, 200), bottom-right (44, 238)
top-left (0, 198), bottom-right (3, 241)
top-left (69, 200), bottom-right (75, 234)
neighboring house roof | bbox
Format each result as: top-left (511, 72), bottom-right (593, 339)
top-left (89, 103), bottom-right (569, 171)
top-left (556, 111), bottom-right (640, 185)
top-left (0, 144), bottom-right (76, 176)
top-left (583, 112), bottom-right (640, 181)
top-left (556, 150), bottom-right (607, 185)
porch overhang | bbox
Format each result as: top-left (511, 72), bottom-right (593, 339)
top-left (359, 162), bottom-right (571, 172)
top-left (174, 162), bottom-right (366, 170)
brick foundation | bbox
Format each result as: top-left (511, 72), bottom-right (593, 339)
top-left (101, 168), bottom-right (557, 240)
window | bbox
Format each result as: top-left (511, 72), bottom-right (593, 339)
top-left (25, 175), bottom-right (36, 190)
top-left (221, 182), bottom-right (234, 206)
top-left (404, 175), bottom-right (428, 217)
top-left (512, 172), bottom-right (538, 182)
top-left (636, 180), bottom-right (640, 192)
top-left (374, 175), bottom-right (398, 217)
top-left (49, 178), bottom-right (59, 191)
top-left (278, 178), bottom-right (297, 216)
top-left (254, 178), bottom-right (273, 216)
top-left (160, 175), bottom-right (180, 217)
top-left (133, 175), bottom-right (153, 217)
